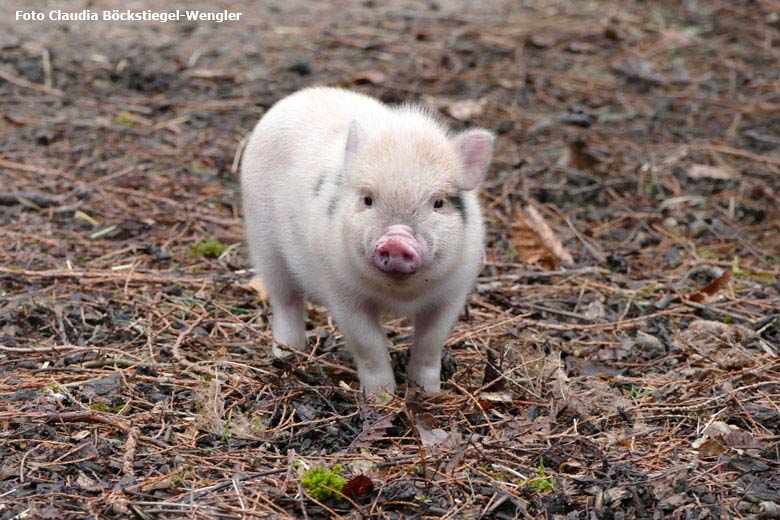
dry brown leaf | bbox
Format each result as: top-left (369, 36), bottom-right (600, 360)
top-left (558, 138), bottom-right (600, 171)
top-left (685, 269), bottom-right (731, 302)
top-left (240, 275), bottom-right (269, 301)
top-left (406, 397), bottom-right (458, 449)
top-left (688, 164), bottom-right (736, 180)
top-left (687, 292), bottom-right (705, 303)
top-left (511, 210), bottom-right (554, 268)
top-left (525, 206), bottom-right (574, 266)
top-left (685, 320), bottom-right (757, 342)
top-left (721, 430), bottom-right (763, 450)
top-left (699, 268), bottom-right (732, 296)
top-left (342, 475), bottom-right (374, 499)
top-left (352, 413), bottom-right (395, 447)
top-left (416, 423), bottom-right (451, 447)
top-left (696, 438), bottom-right (727, 459)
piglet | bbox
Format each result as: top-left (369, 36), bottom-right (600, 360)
top-left (241, 87), bottom-right (493, 397)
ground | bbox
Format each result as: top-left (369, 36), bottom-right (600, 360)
top-left (1, 0), bottom-right (779, 518)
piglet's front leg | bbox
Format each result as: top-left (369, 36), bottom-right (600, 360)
top-left (332, 303), bottom-right (396, 397)
top-left (408, 300), bottom-right (464, 393)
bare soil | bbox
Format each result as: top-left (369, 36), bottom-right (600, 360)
top-left (1, 0), bottom-right (779, 518)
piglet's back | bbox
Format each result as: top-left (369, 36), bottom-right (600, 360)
top-left (242, 88), bottom-right (392, 187)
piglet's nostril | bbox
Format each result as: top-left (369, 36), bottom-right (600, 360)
top-left (373, 239), bottom-right (420, 275)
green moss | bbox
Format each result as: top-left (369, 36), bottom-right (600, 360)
top-left (696, 247), bottom-right (716, 259)
top-left (301, 464), bottom-right (345, 502)
top-left (524, 461), bottom-right (555, 493)
top-left (633, 283), bottom-right (660, 299)
top-left (736, 271), bottom-right (777, 285)
top-left (189, 239), bottom-right (228, 259)
top-left (628, 386), bottom-right (651, 400)
top-left (733, 256), bottom-right (777, 284)
top-left (89, 402), bottom-right (109, 412)
top-left (250, 416), bottom-right (265, 436)
top-left (115, 110), bottom-right (140, 127)
top-left (172, 470), bottom-right (195, 487)
top-left (221, 412), bottom-right (232, 446)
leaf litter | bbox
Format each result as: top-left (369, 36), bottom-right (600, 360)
top-left (1, 0), bottom-right (779, 518)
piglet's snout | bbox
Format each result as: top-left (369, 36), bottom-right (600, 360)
top-left (372, 225), bottom-right (422, 275)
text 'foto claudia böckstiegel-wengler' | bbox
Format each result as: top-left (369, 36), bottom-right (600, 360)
top-left (14, 10), bottom-right (243, 23)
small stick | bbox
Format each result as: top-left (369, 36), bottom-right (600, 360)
top-left (0, 67), bottom-right (64, 96)
top-left (45, 410), bottom-right (130, 431)
top-left (41, 48), bottom-right (52, 89)
top-left (123, 427), bottom-right (139, 477)
top-left (170, 314), bottom-right (215, 377)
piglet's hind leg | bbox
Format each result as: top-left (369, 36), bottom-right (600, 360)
top-left (408, 300), bottom-right (463, 393)
top-left (269, 289), bottom-right (306, 357)
top-left (258, 255), bottom-right (307, 357)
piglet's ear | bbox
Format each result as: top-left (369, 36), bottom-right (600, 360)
top-left (455, 129), bottom-right (494, 191)
top-left (344, 119), bottom-right (367, 181)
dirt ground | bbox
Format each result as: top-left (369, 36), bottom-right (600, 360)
top-left (1, 0), bottom-right (780, 518)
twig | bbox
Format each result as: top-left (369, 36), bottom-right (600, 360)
top-left (170, 313), bottom-right (214, 376)
top-left (45, 410), bottom-right (130, 431)
top-left (0, 191), bottom-right (64, 207)
top-left (0, 67), bottom-right (64, 96)
top-left (123, 427), bottom-right (139, 477)
top-left (0, 266), bottom-right (233, 287)
top-left (680, 299), bottom-right (755, 324)
top-left (41, 48), bottom-right (52, 89)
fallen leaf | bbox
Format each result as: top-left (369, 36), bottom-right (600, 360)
top-left (348, 449), bottom-right (383, 475)
top-left (702, 420), bottom-right (737, 437)
top-left (582, 299), bottom-right (606, 321)
top-left (558, 137), bottom-right (600, 171)
top-left (687, 292), bottom-right (705, 303)
top-left (693, 421), bottom-right (752, 459)
top-left (684, 320), bottom-right (758, 343)
top-left (696, 438), bottom-right (727, 458)
top-left (699, 268), bottom-right (732, 296)
top-left (76, 471), bottom-right (106, 491)
top-left (720, 430), bottom-right (763, 451)
top-left (352, 412), bottom-right (395, 447)
top-left (685, 269), bottom-right (731, 303)
top-left (417, 425), bottom-right (452, 447)
top-left (239, 276), bottom-right (269, 301)
top-left (406, 397), bottom-right (457, 448)
top-left (512, 205), bottom-right (575, 269)
top-left (342, 475), bottom-right (374, 499)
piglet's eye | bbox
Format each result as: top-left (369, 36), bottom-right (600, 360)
top-left (433, 198), bottom-right (445, 209)
top-left (364, 195), bottom-right (373, 207)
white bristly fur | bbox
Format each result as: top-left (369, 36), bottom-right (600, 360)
top-left (241, 87), bottom-right (494, 397)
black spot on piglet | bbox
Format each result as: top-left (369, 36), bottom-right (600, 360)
top-left (449, 195), bottom-right (467, 222)
top-left (313, 174), bottom-right (326, 196)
